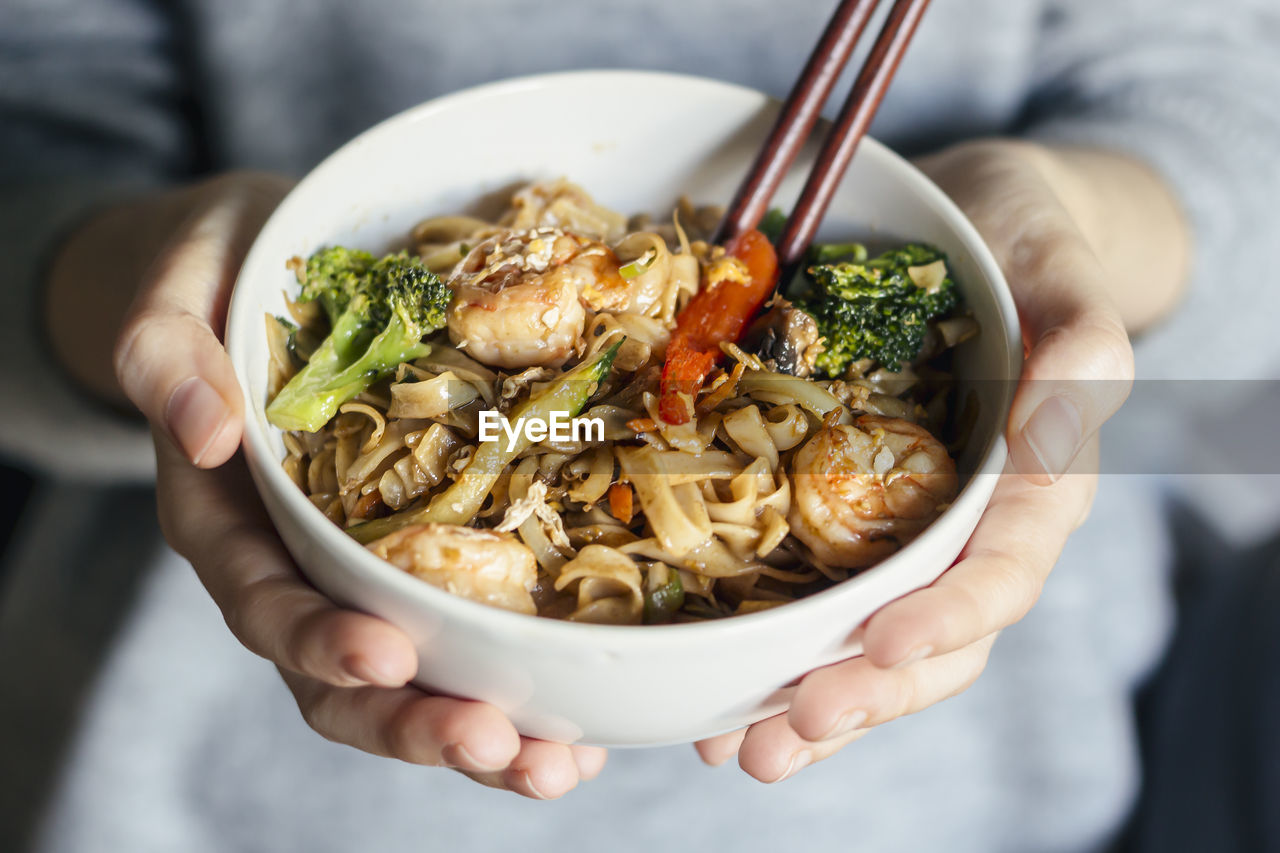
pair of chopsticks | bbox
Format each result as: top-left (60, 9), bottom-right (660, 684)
top-left (714, 0), bottom-right (931, 276)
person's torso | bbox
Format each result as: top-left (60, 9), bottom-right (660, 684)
top-left (175, 0), bottom-right (1043, 174)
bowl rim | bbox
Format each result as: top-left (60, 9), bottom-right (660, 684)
top-left (227, 68), bottom-right (1022, 645)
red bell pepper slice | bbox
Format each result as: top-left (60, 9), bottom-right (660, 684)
top-left (658, 229), bottom-right (778, 424)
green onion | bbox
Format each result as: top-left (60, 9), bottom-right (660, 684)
top-left (619, 249), bottom-right (656, 280)
top-left (643, 563), bottom-right (685, 624)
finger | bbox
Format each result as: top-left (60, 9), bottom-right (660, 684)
top-left (786, 635), bottom-right (996, 744)
top-left (860, 441), bottom-right (1097, 669)
top-left (114, 174), bottom-right (291, 467)
top-left (694, 728), bottom-right (747, 767)
top-left (283, 670), bottom-right (522, 773)
top-left (462, 739), bottom-right (588, 800)
top-left (570, 745), bottom-right (609, 781)
top-left (505, 739), bottom-right (587, 799)
top-left (1006, 263), bottom-right (1132, 485)
top-left (155, 438), bottom-right (417, 688)
top-left (916, 144), bottom-right (1133, 484)
top-left (736, 714), bottom-right (870, 784)
top-left (989, 198), bottom-right (1132, 485)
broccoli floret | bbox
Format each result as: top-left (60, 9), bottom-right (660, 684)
top-left (295, 246), bottom-right (376, 327)
top-left (266, 248), bottom-right (451, 432)
top-left (796, 242), bottom-right (959, 376)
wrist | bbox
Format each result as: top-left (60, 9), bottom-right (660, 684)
top-left (1037, 145), bottom-right (1192, 332)
top-left (44, 187), bottom-right (195, 408)
top-left (44, 171), bottom-right (292, 407)
top-left (917, 138), bottom-right (1190, 333)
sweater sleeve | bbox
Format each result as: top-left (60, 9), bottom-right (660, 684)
top-left (0, 0), bottom-right (199, 481)
top-left (1017, 0), bottom-right (1280, 382)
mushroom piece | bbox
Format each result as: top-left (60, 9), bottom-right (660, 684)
top-left (738, 297), bottom-right (825, 378)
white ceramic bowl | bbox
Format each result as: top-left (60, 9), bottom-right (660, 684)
top-left (226, 70), bottom-right (1021, 747)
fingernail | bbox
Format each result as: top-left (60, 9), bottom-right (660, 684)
top-left (891, 644), bottom-right (933, 670)
top-left (341, 653), bottom-right (404, 688)
top-left (773, 749), bottom-right (812, 783)
top-left (516, 770), bottom-right (550, 800)
top-left (166, 376), bottom-right (229, 465)
top-left (1020, 396), bottom-right (1082, 482)
top-left (818, 708), bottom-right (868, 741)
top-left (442, 743), bottom-right (508, 774)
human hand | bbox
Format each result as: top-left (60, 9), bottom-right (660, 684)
top-left (696, 139), bottom-right (1161, 780)
top-left (108, 172), bottom-right (605, 798)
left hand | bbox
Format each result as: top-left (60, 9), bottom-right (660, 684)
top-left (695, 139), bottom-right (1142, 780)
top-left (98, 173), bottom-right (607, 799)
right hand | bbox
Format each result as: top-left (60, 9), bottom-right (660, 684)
top-left (107, 171), bottom-right (605, 798)
top-left (694, 140), bottom-right (1145, 781)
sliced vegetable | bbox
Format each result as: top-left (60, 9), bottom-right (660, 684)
top-left (608, 482), bottom-right (634, 525)
top-left (643, 563), bottom-right (685, 624)
top-left (618, 249), bottom-right (656, 280)
top-left (658, 229), bottom-right (778, 424)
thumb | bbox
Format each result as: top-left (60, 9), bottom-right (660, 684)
top-left (913, 141), bottom-right (1134, 485)
top-left (114, 173), bottom-right (291, 468)
top-left (1003, 230), bottom-right (1134, 485)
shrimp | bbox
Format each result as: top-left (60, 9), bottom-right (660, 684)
top-left (366, 522), bottom-right (537, 614)
top-left (788, 414), bottom-right (958, 569)
top-left (446, 227), bottom-right (627, 369)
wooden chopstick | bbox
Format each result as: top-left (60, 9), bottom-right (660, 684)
top-left (775, 0), bottom-right (932, 273)
top-left (713, 0), bottom-right (881, 246)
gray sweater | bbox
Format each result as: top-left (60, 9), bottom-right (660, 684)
top-left (2, 1), bottom-right (1278, 851)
